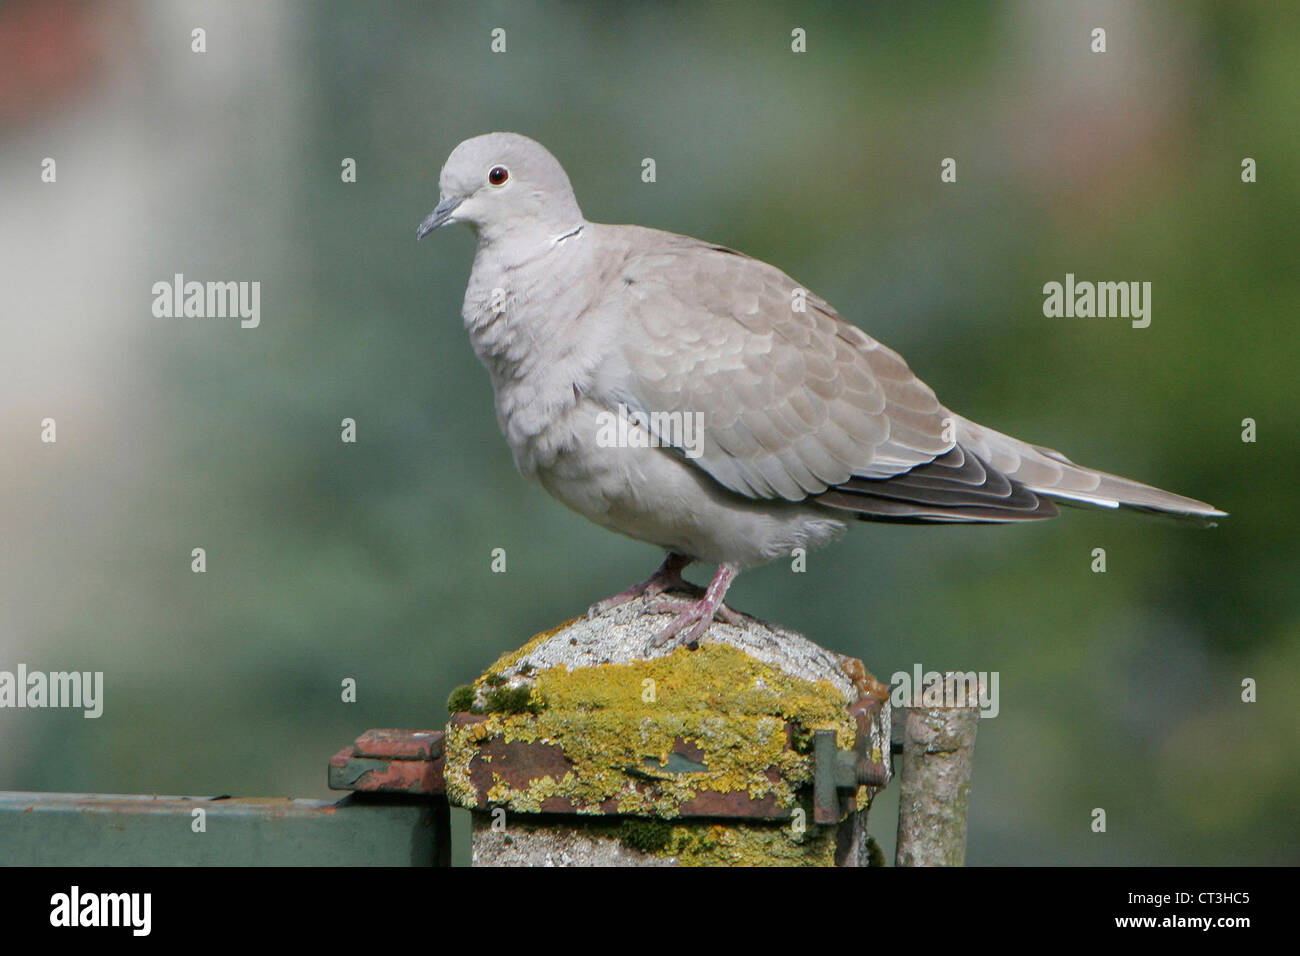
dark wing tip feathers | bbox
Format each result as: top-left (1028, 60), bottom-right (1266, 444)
top-left (815, 445), bottom-right (1059, 524)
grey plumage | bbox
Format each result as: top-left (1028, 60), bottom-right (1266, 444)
top-left (419, 132), bottom-right (1224, 646)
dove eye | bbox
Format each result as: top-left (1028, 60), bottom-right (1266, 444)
top-left (488, 166), bottom-right (509, 186)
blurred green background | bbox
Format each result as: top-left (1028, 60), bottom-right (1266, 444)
top-left (1, 0), bottom-right (1296, 865)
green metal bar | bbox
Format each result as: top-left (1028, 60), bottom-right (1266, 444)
top-left (0, 791), bottom-right (449, 866)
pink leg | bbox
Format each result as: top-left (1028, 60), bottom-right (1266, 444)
top-left (647, 563), bottom-right (741, 649)
top-left (586, 553), bottom-right (696, 619)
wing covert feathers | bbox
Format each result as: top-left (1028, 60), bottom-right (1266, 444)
top-left (606, 229), bottom-right (1224, 524)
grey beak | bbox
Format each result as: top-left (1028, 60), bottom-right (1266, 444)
top-left (416, 198), bottom-right (462, 240)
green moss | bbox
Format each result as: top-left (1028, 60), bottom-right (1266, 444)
top-left (866, 835), bottom-right (887, 867)
top-left (481, 684), bottom-right (543, 715)
top-left (447, 685), bottom-right (477, 714)
top-left (620, 818), bottom-right (673, 854)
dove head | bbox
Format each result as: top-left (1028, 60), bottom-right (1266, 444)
top-left (417, 132), bottom-right (585, 248)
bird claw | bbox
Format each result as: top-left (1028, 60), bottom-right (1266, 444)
top-left (714, 604), bottom-right (746, 626)
top-left (586, 580), bottom-right (675, 619)
top-left (646, 596), bottom-right (744, 649)
top-left (649, 605), bottom-right (712, 649)
top-left (586, 592), bottom-right (634, 619)
top-left (589, 558), bottom-right (741, 651)
top-left (586, 553), bottom-right (694, 619)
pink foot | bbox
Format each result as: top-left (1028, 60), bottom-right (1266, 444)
top-left (587, 553), bottom-right (695, 619)
top-left (647, 563), bottom-right (741, 649)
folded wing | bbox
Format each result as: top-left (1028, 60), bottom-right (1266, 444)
top-left (601, 230), bottom-right (1222, 524)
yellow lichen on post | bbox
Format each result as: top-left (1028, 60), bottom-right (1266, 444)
top-left (444, 641), bottom-right (857, 819)
top-left (669, 820), bottom-right (838, 867)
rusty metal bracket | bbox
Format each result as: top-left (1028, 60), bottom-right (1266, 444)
top-left (328, 729), bottom-right (447, 797)
top-left (813, 696), bottom-right (890, 825)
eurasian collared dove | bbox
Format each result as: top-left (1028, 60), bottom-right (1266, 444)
top-left (417, 132), bottom-right (1225, 648)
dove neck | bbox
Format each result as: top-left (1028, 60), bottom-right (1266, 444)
top-left (472, 215), bottom-right (587, 267)
top-left (462, 225), bottom-right (604, 397)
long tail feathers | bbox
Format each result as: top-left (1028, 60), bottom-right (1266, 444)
top-left (954, 415), bottom-right (1227, 523)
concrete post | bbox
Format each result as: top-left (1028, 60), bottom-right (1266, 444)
top-left (442, 595), bottom-right (891, 866)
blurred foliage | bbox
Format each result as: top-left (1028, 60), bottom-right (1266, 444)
top-left (1, 0), bottom-right (1296, 865)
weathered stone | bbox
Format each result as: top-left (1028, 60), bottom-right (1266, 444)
top-left (446, 594), bottom-right (890, 866)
